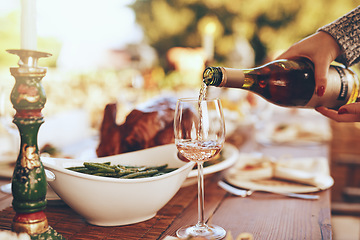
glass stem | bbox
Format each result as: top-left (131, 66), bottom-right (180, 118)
top-left (197, 162), bottom-right (206, 227)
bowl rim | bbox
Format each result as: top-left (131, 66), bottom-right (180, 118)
top-left (42, 146), bottom-right (195, 183)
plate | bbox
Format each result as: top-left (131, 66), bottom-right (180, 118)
top-left (256, 133), bottom-right (329, 147)
top-left (182, 143), bottom-right (239, 187)
top-left (0, 163), bottom-right (14, 178)
top-left (225, 153), bottom-right (334, 193)
top-left (225, 176), bottom-right (334, 194)
top-left (255, 119), bottom-right (331, 147)
top-left (0, 182), bottom-right (61, 201)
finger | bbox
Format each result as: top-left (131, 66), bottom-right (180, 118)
top-left (338, 103), bottom-right (360, 115)
top-left (315, 106), bottom-right (338, 118)
top-left (313, 60), bottom-right (329, 97)
top-left (316, 106), bottom-right (360, 122)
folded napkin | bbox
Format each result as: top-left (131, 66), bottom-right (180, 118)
top-left (226, 153), bottom-right (333, 191)
top-left (274, 157), bottom-right (331, 190)
top-left (260, 121), bottom-right (332, 144)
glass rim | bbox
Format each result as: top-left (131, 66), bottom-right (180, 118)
top-left (177, 97), bottom-right (221, 102)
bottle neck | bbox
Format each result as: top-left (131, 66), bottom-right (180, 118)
top-left (219, 67), bottom-right (246, 88)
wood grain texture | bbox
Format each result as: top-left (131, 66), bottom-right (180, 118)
top-left (0, 175), bottom-right (332, 240)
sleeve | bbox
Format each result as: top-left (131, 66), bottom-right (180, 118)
top-left (318, 6), bottom-right (360, 67)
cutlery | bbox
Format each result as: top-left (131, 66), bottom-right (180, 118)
top-left (218, 180), bottom-right (319, 200)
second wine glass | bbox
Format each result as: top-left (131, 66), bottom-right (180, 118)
top-left (174, 97), bottom-right (226, 239)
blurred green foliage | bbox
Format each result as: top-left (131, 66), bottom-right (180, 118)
top-left (0, 1), bottom-right (358, 72)
top-left (131, 0), bottom-right (359, 69)
top-left (0, 12), bottom-right (19, 67)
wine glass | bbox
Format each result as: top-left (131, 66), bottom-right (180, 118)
top-left (174, 97), bottom-right (226, 239)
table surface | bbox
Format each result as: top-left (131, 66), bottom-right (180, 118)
top-left (0, 139), bottom-right (332, 240)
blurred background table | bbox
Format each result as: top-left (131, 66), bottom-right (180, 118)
top-left (0, 134), bottom-right (331, 240)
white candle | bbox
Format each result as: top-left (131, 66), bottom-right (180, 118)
top-left (202, 22), bottom-right (216, 61)
top-left (21, 0), bottom-right (37, 50)
top-left (202, 33), bottom-right (214, 61)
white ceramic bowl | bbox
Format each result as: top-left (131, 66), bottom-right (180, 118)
top-left (42, 144), bottom-right (195, 226)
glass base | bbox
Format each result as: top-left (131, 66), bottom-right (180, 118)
top-left (176, 224), bottom-right (226, 239)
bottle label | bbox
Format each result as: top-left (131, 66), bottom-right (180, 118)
top-left (305, 66), bottom-right (355, 109)
top-left (333, 66), bottom-right (348, 101)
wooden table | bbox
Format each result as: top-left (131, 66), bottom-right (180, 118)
top-left (0, 141), bottom-right (332, 240)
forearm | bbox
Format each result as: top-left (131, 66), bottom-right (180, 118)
top-left (318, 6), bottom-right (360, 67)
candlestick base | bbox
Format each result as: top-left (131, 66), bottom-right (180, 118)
top-left (12, 212), bottom-right (65, 240)
top-left (12, 211), bottom-right (65, 239)
top-left (29, 226), bottom-right (65, 240)
top-left (12, 211), bottom-right (48, 235)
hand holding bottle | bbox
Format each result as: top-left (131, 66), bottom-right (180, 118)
top-left (275, 31), bottom-right (360, 122)
top-left (275, 31), bottom-right (341, 97)
top-left (203, 58), bottom-right (358, 110)
top-left (275, 6), bottom-right (360, 122)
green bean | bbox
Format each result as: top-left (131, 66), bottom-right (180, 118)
top-left (117, 169), bottom-right (137, 175)
top-left (84, 162), bottom-right (116, 173)
top-left (93, 172), bottom-right (119, 177)
top-left (66, 162), bottom-right (178, 179)
top-left (119, 165), bottom-right (141, 169)
top-left (145, 164), bottom-right (168, 171)
top-left (120, 169), bottom-right (159, 179)
top-left (69, 168), bottom-right (111, 174)
top-left (118, 165), bottom-right (147, 171)
top-left (66, 166), bottom-right (88, 171)
top-left (113, 166), bottom-right (123, 172)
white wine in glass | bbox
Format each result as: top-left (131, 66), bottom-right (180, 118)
top-left (174, 97), bottom-right (226, 239)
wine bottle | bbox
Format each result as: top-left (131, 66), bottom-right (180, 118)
top-left (203, 57), bottom-right (359, 109)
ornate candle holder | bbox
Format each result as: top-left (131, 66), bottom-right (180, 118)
top-left (7, 49), bottom-right (64, 239)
